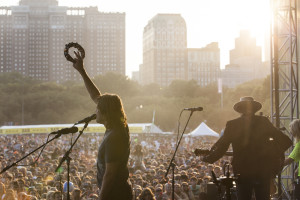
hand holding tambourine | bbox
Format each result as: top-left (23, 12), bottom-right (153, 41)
top-left (64, 42), bottom-right (85, 63)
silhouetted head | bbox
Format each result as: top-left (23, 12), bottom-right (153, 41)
top-left (135, 144), bottom-right (142, 151)
top-left (96, 93), bottom-right (127, 129)
top-left (289, 119), bottom-right (300, 140)
top-left (138, 187), bottom-right (155, 200)
top-left (233, 96), bottom-right (262, 114)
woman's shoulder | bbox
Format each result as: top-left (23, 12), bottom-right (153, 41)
top-left (106, 126), bottom-right (129, 141)
top-left (109, 126), bottom-right (128, 135)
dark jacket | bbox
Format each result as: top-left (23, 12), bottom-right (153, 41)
top-left (203, 114), bottom-right (292, 178)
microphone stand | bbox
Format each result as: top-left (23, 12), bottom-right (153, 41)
top-left (211, 171), bottom-right (222, 200)
top-left (0, 129), bottom-right (71, 174)
top-left (212, 163), bottom-right (237, 200)
top-left (165, 110), bottom-right (194, 200)
top-left (55, 121), bottom-right (89, 200)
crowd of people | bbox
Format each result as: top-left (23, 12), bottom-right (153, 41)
top-left (0, 133), bottom-right (232, 200)
top-left (0, 48), bottom-right (235, 200)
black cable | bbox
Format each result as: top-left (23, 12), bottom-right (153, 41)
top-left (17, 130), bottom-right (77, 167)
top-left (17, 134), bottom-right (52, 167)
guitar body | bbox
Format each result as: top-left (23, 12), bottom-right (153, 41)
top-left (194, 149), bottom-right (210, 156)
top-left (194, 148), bottom-right (233, 156)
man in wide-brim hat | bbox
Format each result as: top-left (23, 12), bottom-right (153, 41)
top-left (233, 96), bottom-right (262, 114)
top-left (202, 96), bottom-right (292, 200)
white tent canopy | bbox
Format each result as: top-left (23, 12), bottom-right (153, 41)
top-left (128, 123), bottom-right (164, 134)
top-left (187, 122), bottom-right (219, 137)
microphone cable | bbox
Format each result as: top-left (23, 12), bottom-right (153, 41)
top-left (16, 133), bottom-right (52, 167)
top-left (16, 127), bottom-right (78, 167)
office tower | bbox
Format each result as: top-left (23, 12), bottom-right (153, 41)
top-left (131, 70), bottom-right (140, 83)
top-left (188, 42), bottom-right (220, 86)
top-left (0, 0), bottom-right (125, 83)
top-left (222, 30), bottom-right (267, 88)
top-left (141, 14), bottom-right (187, 86)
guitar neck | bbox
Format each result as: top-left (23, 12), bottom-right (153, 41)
top-left (194, 148), bottom-right (233, 156)
top-left (224, 151), bottom-right (233, 156)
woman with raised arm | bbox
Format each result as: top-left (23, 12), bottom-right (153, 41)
top-left (72, 51), bottom-right (132, 200)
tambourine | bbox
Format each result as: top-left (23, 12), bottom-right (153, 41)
top-left (64, 42), bottom-right (85, 63)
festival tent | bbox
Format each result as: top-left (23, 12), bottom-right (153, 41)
top-left (128, 123), bottom-right (164, 134)
top-left (187, 122), bottom-right (220, 137)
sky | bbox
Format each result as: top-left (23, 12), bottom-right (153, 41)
top-left (2, 0), bottom-right (271, 77)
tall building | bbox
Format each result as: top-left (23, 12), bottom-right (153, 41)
top-left (131, 70), bottom-right (140, 83)
top-left (141, 14), bottom-right (187, 86)
top-left (222, 30), bottom-right (268, 88)
top-left (188, 42), bottom-right (220, 86)
top-left (0, 0), bottom-right (125, 83)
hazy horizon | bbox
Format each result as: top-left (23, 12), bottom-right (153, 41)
top-left (2, 0), bottom-right (270, 77)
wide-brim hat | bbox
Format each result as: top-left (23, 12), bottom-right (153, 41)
top-left (233, 96), bottom-right (262, 114)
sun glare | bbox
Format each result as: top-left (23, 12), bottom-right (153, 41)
top-left (237, 0), bottom-right (270, 47)
top-left (2, 0), bottom-right (272, 72)
top-left (214, 0), bottom-right (271, 65)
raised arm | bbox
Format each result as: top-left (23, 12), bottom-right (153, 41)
top-left (73, 51), bottom-right (101, 104)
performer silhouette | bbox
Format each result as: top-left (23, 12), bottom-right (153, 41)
top-left (72, 51), bottom-right (132, 200)
top-left (202, 97), bottom-right (292, 200)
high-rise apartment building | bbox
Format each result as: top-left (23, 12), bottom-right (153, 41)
top-left (141, 14), bottom-right (187, 86)
top-left (188, 42), bottom-right (220, 86)
top-left (222, 30), bottom-right (268, 88)
top-left (0, 0), bottom-right (125, 83)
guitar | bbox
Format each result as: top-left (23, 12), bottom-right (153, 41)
top-left (194, 148), bottom-right (233, 156)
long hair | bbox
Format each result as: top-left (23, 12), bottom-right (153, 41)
top-left (290, 119), bottom-right (300, 141)
top-left (0, 182), bottom-right (5, 197)
top-left (97, 93), bottom-right (127, 129)
top-left (138, 188), bottom-right (155, 200)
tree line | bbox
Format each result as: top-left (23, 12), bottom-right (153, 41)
top-left (0, 72), bottom-right (270, 133)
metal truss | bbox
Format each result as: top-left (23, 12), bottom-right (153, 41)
top-left (271, 0), bottom-right (298, 199)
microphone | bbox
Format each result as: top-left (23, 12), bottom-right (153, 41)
top-left (184, 107), bottom-right (203, 111)
top-left (50, 127), bottom-right (78, 135)
top-left (211, 171), bottom-right (218, 184)
top-left (75, 114), bottom-right (97, 125)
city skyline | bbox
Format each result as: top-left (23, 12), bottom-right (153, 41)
top-left (2, 0), bottom-right (270, 77)
top-left (0, 2), bottom-right (126, 83)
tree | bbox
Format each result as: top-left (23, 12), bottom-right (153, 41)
top-left (0, 72), bottom-right (271, 132)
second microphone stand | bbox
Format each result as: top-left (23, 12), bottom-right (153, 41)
top-left (165, 110), bottom-right (194, 200)
top-left (211, 164), bottom-right (238, 200)
top-left (0, 129), bottom-right (73, 174)
top-left (55, 122), bottom-right (89, 200)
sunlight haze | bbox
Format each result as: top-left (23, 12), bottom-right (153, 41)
top-left (2, 0), bottom-right (270, 77)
